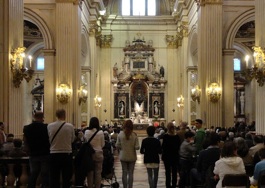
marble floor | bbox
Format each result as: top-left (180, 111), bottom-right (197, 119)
top-left (102, 136), bottom-right (166, 188)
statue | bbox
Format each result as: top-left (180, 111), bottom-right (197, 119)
top-left (240, 91), bottom-right (245, 115)
top-left (113, 63), bottom-right (118, 78)
top-left (160, 66), bottom-right (165, 77)
top-left (148, 55), bottom-right (153, 63)
top-left (154, 101), bottom-right (159, 115)
top-left (119, 101), bottom-right (125, 115)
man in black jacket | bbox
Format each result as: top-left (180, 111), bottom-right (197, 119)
top-left (23, 112), bottom-right (50, 188)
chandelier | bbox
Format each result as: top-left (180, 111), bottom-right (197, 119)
top-left (244, 46), bottom-right (265, 86)
top-left (10, 47), bottom-right (34, 88)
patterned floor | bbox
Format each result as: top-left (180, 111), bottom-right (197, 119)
top-left (104, 136), bottom-right (166, 188)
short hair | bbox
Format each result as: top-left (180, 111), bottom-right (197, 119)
top-left (34, 112), bottom-right (44, 120)
top-left (167, 122), bottom-right (176, 135)
top-left (221, 141), bottom-right (237, 157)
top-left (184, 131), bottom-right (195, 139)
top-left (253, 135), bottom-right (263, 144)
top-left (146, 126), bottom-right (155, 137)
top-left (195, 119), bottom-right (203, 124)
top-left (208, 132), bottom-right (220, 145)
top-left (56, 109), bottom-right (66, 119)
top-left (88, 117), bottom-right (100, 130)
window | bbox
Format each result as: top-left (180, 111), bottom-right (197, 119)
top-left (36, 57), bottom-right (45, 71)
top-left (234, 58), bottom-right (241, 71)
top-left (122, 0), bottom-right (156, 16)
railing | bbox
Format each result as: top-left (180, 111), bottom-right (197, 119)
top-left (0, 157), bottom-right (29, 188)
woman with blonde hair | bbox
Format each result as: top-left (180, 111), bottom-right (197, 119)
top-left (116, 120), bottom-right (140, 188)
top-left (162, 122), bottom-right (181, 188)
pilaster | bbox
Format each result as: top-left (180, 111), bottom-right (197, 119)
top-left (55, 1), bottom-right (81, 125)
top-left (43, 49), bottom-right (55, 124)
top-left (223, 49), bottom-right (235, 128)
top-left (89, 22), bottom-right (100, 118)
top-left (197, 0), bottom-right (223, 127)
top-left (255, 0), bottom-right (265, 134)
top-left (4, 0), bottom-right (25, 136)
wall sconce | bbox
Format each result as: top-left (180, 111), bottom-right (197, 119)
top-left (177, 95), bottom-right (184, 108)
top-left (207, 82), bottom-right (221, 103)
top-left (244, 46), bottom-right (265, 86)
top-left (10, 47), bottom-right (34, 88)
top-left (56, 83), bottom-right (72, 104)
top-left (78, 86), bottom-right (88, 105)
top-left (94, 95), bottom-right (102, 107)
top-left (191, 85), bottom-right (201, 103)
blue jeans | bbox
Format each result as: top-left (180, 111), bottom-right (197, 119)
top-left (49, 153), bottom-right (73, 188)
top-left (28, 155), bottom-right (50, 188)
top-left (121, 161), bottom-right (136, 188)
top-left (147, 167), bottom-right (159, 188)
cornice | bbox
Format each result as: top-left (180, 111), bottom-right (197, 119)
top-left (107, 16), bottom-right (176, 26)
top-left (195, 0), bottom-right (223, 6)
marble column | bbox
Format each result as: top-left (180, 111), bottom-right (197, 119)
top-left (197, 0), bottom-right (223, 127)
top-left (255, 0), bottom-right (265, 134)
top-left (55, 0), bottom-right (81, 125)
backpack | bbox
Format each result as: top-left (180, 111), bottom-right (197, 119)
top-left (74, 142), bottom-right (95, 172)
top-left (74, 130), bottom-right (99, 187)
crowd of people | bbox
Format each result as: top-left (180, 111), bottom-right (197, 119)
top-left (0, 113), bottom-right (265, 188)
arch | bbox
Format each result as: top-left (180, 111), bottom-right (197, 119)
top-left (188, 24), bottom-right (198, 66)
top-left (24, 8), bottom-right (54, 49)
top-left (81, 24), bottom-right (90, 67)
top-left (225, 9), bottom-right (255, 49)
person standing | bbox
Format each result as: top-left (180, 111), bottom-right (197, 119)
top-left (116, 120), bottom-right (140, 188)
top-left (84, 117), bottom-right (105, 188)
top-left (140, 126), bottom-right (162, 188)
top-left (162, 122), bottom-right (181, 188)
top-left (47, 109), bottom-right (75, 188)
top-left (194, 119), bottom-right (206, 155)
top-left (0, 122), bottom-right (6, 145)
top-left (23, 112), bottom-right (50, 188)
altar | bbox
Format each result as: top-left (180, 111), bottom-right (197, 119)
top-left (133, 123), bottom-right (149, 131)
top-left (133, 123), bottom-right (149, 136)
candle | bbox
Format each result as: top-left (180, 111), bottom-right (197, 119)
top-left (28, 55), bottom-right (32, 68)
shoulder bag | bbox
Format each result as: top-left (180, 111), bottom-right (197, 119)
top-left (51, 122), bottom-right (66, 144)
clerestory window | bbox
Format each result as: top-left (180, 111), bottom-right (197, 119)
top-left (122, 0), bottom-right (156, 16)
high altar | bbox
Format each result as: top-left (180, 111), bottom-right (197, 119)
top-left (111, 36), bottom-right (167, 126)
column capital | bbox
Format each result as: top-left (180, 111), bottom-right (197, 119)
top-left (195, 0), bottom-right (223, 6)
top-left (42, 49), bottom-right (56, 56)
top-left (223, 49), bottom-right (236, 56)
top-left (98, 34), bottom-right (113, 48)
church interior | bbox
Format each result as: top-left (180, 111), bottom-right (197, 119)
top-left (1, 0), bottom-right (265, 137)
